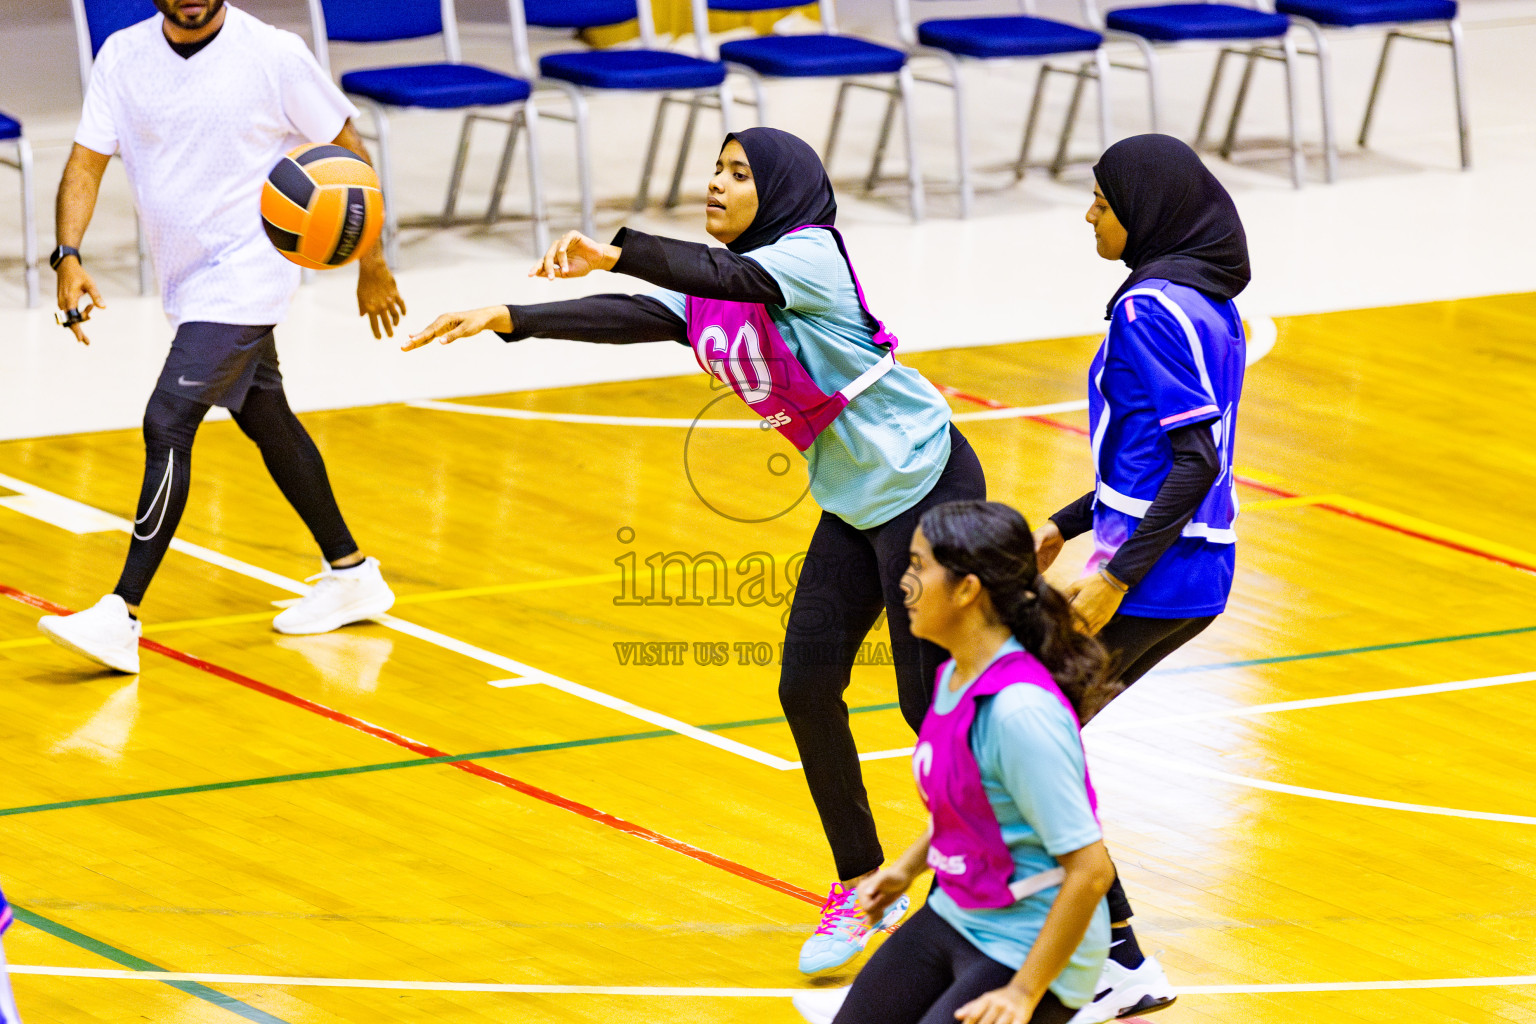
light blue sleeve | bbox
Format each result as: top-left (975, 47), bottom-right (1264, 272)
top-left (647, 287), bottom-right (688, 322)
top-left (979, 687), bottom-right (1102, 858)
top-left (742, 229), bottom-right (845, 316)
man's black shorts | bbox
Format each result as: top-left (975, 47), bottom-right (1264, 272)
top-left (154, 321), bottom-right (282, 411)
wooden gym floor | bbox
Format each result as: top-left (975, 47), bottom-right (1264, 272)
top-left (0, 291), bottom-right (1533, 1023)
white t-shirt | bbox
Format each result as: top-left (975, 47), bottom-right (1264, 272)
top-left (75, 5), bottom-right (358, 327)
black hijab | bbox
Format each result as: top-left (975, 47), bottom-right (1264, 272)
top-left (723, 128), bottom-right (837, 255)
top-left (1094, 134), bottom-right (1250, 319)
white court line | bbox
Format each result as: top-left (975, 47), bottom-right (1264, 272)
top-left (407, 397), bottom-right (1091, 427)
top-left (1112, 748), bottom-right (1536, 825)
top-left (1089, 670), bottom-right (1536, 735)
top-left (0, 472), bottom-right (793, 771)
top-left (8, 964), bottom-right (1535, 996)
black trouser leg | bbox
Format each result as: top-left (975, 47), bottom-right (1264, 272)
top-left (113, 391), bottom-right (211, 608)
top-left (229, 385), bottom-right (358, 564)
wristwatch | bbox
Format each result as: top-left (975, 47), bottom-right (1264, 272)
top-left (49, 245), bottom-right (82, 271)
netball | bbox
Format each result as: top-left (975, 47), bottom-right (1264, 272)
top-left (260, 143), bottom-right (384, 269)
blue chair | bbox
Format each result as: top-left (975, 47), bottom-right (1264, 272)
top-left (691, 0), bottom-right (925, 221)
top-left (0, 112), bottom-right (38, 308)
top-left (505, 1), bottom-right (735, 237)
top-left (307, 0), bottom-right (549, 264)
top-left (889, 0), bottom-right (1123, 216)
top-left (1085, 0), bottom-right (1312, 187)
top-left (1226, 0), bottom-right (1468, 175)
top-left (69, 0), bottom-right (158, 296)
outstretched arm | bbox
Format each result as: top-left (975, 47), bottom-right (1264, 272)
top-left (404, 294), bottom-right (687, 351)
top-left (530, 229), bottom-right (784, 305)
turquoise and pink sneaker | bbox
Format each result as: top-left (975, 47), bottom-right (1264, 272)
top-left (797, 882), bottom-right (910, 974)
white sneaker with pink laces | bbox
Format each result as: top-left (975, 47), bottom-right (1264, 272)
top-left (797, 882), bottom-right (909, 974)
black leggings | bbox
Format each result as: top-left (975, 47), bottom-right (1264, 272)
top-left (1095, 612), bottom-right (1217, 922)
top-left (835, 905), bottom-right (1076, 1024)
top-left (113, 386), bottom-right (358, 607)
top-left (780, 425), bottom-right (986, 881)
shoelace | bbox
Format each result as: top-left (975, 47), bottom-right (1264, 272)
top-left (811, 883), bottom-right (868, 939)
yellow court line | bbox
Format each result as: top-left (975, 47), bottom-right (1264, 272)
top-left (1242, 494), bottom-right (1343, 511)
top-left (392, 571), bottom-right (624, 605)
top-left (1322, 495), bottom-right (1536, 571)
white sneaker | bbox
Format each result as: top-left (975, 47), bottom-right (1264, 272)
top-left (38, 594), bottom-right (142, 673)
top-left (792, 986), bottom-right (850, 1024)
top-left (798, 882), bottom-right (909, 974)
top-left (1068, 954), bottom-right (1177, 1023)
top-left (272, 557), bottom-right (394, 635)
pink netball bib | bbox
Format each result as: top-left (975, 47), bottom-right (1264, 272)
top-left (685, 226), bottom-right (898, 452)
top-left (913, 650), bottom-right (1099, 910)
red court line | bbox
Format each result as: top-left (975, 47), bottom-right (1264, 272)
top-left (2, 584), bottom-right (821, 907)
top-left (937, 384), bottom-right (1536, 576)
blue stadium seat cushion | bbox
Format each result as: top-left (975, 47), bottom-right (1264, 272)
top-left (709, 0), bottom-right (803, 9)
top-left (340, 64), bottom-right (532, 109)
top-left (1106, 4), bottom-right (1291, 39)
top-left (718, 35), bottom-right (907, 77)
top-left (0, 112), bottom-right (20, 142)
top-left (523, 0), bottom-right (639, 29)
top-left (539, 50), bottom-right (727, 90)
top-left (1273, 0), bottom-right (1455, 24)
top-left (918, 17), bottom-right (1103, 58)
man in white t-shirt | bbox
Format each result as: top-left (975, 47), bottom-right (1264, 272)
top-left (39, 0), bottom-right (403, 674)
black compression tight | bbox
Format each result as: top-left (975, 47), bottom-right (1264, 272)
top-left (113, 387), bottom-right (357, 608)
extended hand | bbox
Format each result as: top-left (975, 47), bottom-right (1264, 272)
top-left (358, 255), bottom-right (407, 338)
top-left (56, 260), bottom-right (104, 346)
top-left (1062, 571), bottom-right (1125, 635)
top-left (954, 984), bottom-right (1038, 1024)
top-left (856, 866), bottom-right (914, 928)
top-left (530, 230), bottom-right (619, 281)
top-left (403, 305), bottom-right (512, 351)
top-left (1033, 520), bottom-right (1064, 573)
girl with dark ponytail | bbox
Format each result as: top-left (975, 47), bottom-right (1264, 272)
top-left (794, 500), bottom-right (1117, 1024)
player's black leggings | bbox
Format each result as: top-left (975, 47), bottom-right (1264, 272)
top-left (1096, 612), bottom-right (1217, 922)
top-left (113, 386), bottom-right (358, 607)
top-left (780, 425), bottom-right (986, 882)
top-left (834, 905), bottom-right (1077, 1024)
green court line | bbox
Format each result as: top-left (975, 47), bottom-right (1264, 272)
top-left (6, 622), bottom-right (1528, 821)
top-left (1149, 623), bottom-right (1536, 675)
top-left (11, 905), bottom-right (292, 1023)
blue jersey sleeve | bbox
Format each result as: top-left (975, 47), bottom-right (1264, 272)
top-left (742, 229), bottom-right (845, 316)
top-left (978, 687), bottom-right (1102, 858)
top-left (1117, 293), bottom-right (1222, 433)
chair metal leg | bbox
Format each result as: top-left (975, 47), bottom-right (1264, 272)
top-left (865, 88), bottom-right (900, 192)
top-left (522, 99), bottom-right (550, 254)
top-left (1281, 33), bottom-right (1305, 188)
top-left (1297, 19), bottom-right (1338, 183)
top-left (487, 112), bottom-right (521, 225)
top-left (1220, 49), bottom-right (1258, 159)
top-left (1117, 33), bottom-right (1161, 134)
top-left (1195, 48), bottom-right (1235, 150)
top-left (1448, 18), bottom-right (1471, 169)
top-left (1359, 31), bottom-right (1396, 148)
top-left (666, 95), bottom-right (703, 209)
top-left (896, 67), bottom-right (925, 222)
top-left (444, 112), bottom-right (477, 225)
top-left (827, 80), bottom-right (854, 166)
top-left (1051, 62), bottom-right (1091, 178)
top-left (135, 215), bottom-right (153, 296)
top-left (1093, 48), bottom-right (1114, 153)
top-left (946, 54), bottom-right (972, 218)
top-left (16, 137), bottom-right (38, 309)
top-left (637, 94), bottom-right (672, 213)
top-left (356, 99), bottom-right (399, 267)
top-left (1016, 62), bottom-right (1052, 180)
top-left (718, 81), bottom-right (737, 135)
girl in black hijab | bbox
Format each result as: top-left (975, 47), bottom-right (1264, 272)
top-left (1031, 134), bottom-right (1251, 1022)
top-left (407, 127), bottom-right (987, 975)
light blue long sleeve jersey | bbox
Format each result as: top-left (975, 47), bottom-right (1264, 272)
top-left (927, 638), bottom-right (1111, 1010)
top-left (649, 227), bottom-right (952, 530)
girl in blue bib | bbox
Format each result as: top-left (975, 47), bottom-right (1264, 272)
top-left (796, 500), bottom-right (1119, 1024)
